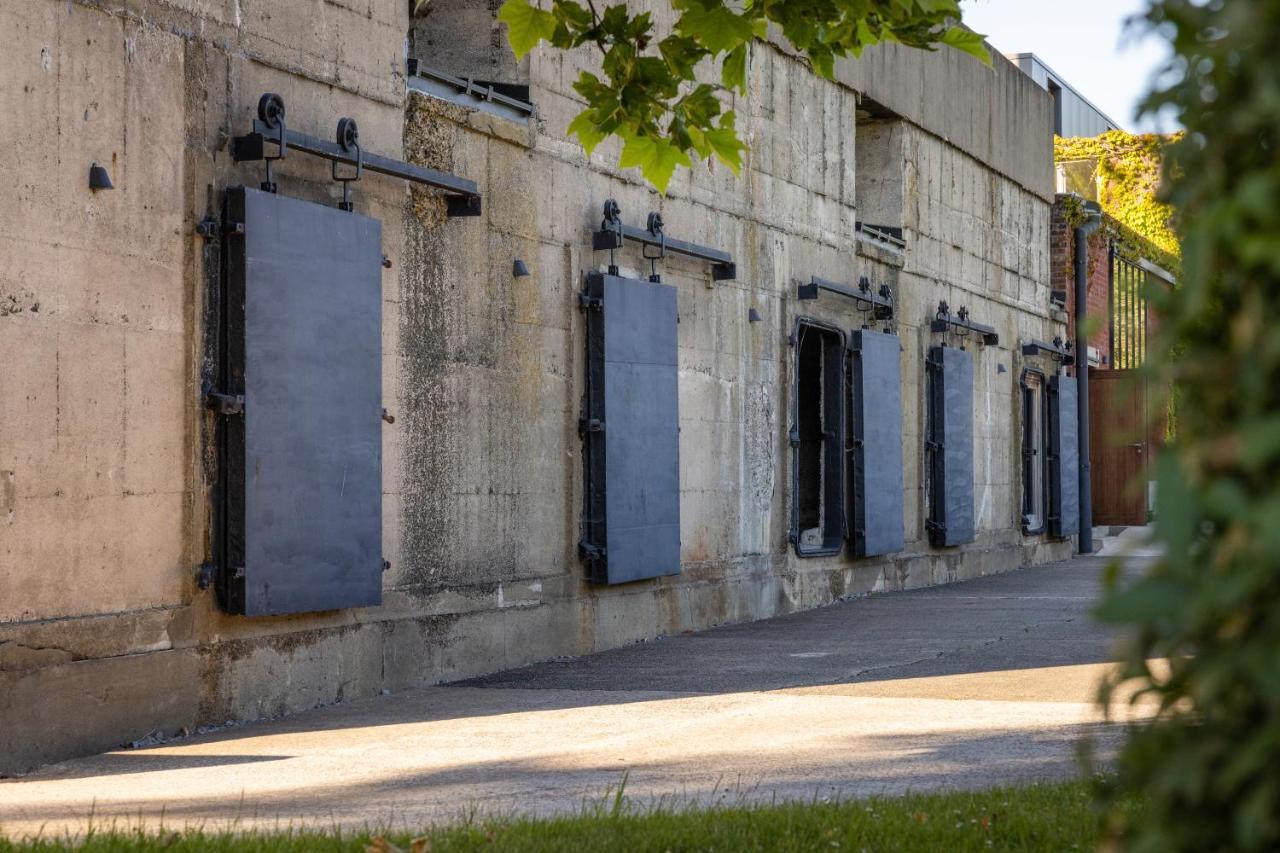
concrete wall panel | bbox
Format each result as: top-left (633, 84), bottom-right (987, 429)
top-left (2, 0), bottom-right (1073, 774)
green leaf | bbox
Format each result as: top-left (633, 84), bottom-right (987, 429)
top-left (567, 110), bottom-right (607, 155)
top-left (498, 0), bottom-right (557, 60)
top-left (675, 4), bottom-right (755, 53)
top-left (704, 112), bottom-right (746, 174)
top-left (721, 43), bottom-right (748, 93)
top-left (1154, 452), bottom-right (1198, 571)
top-left (809, 45), bottom-right (835, 79)
top-left (937, 26), bottom-right (991, 64)
top-left (1094, 577), bottom-right (1189, 624)
top-left (659, 35), bottom-right (705, 80)
top-left (618, 133), bottom-right (690, 194)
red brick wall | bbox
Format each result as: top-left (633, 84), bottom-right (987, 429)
top-left (1051, 197), bottom-right (1113, 369)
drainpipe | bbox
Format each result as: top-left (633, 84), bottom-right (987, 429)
top-left (1075, 200), bottom-right (1103, 554)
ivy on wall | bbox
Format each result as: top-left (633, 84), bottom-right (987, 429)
top-left (1055, 130), bottom-right (1181, 261)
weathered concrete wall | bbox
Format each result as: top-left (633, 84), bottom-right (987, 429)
top-left (802, 35), bottom-right (1055, 203)
top-left (2, 0), bottom-right (1070, 775)
top-left (411, 0), bottom-right (524, 85)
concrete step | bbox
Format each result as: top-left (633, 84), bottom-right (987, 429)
top-left (1097, 524), bottom-right (1162, 558)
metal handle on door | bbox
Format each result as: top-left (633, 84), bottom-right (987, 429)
top-left (1130, 443), bottom-right (1144, 454)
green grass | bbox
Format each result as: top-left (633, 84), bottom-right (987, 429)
top-left (2, 780), bottom-right (1133, 852)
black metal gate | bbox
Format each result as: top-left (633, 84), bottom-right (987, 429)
top-left (1109, 250), bottom-right (1148, 369)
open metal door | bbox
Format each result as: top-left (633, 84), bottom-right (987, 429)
top-left (214, 186), bottom-right (384, 616)
top-left (1048, 373), bottom-right (1080, 538)
top-left (580, 272), bottom-right (681, 584)
top-left (926, 345), bottom-right (975, 547)
top-left (848, 329), bottom-right (904, 557)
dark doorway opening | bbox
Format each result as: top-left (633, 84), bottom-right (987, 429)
top-left (1021, 369), bottom-right (1047, 534)
top-left (792, 322), bottom-right (845, 556)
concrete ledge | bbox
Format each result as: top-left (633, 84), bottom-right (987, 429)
top-left (0, 650), bottom-right (200, 775)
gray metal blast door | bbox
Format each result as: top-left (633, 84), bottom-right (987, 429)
top-left (581, 272), bottom-right (681, 584)
top-left (849, 329), bottom-right (905, 557)
top-left (1048, 374), bottom-right (1080, 538)
top-left (927, 345), bottom-right (975, 547)
top-left (219, 186), bottom-right (383, 616)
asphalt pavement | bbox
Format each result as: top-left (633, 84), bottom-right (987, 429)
top-left (0, 553), bottom-right (1155, 837)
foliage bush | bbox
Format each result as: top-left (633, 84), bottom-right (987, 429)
top-left (1055, 130), bottom-right (1181, 260)
top-left (1094, 0), bottom-right (1280, 850)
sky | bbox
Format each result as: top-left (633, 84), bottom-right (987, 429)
top-left (958, 0), bottom-right (1175, 133)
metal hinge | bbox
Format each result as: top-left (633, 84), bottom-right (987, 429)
top-left (789, 428), bottom-right (800, 448)
top-left (578, 541), bottom-right (606, 560)
top-left (925, 440), bottom-right (942, 452)
top-left (578, 292), bottom-right (603, 311)
top-left (578, 417), bottom-right (604, 436)
top-left (195, 218), bottom-right (244, 239)
top-left (925, 520), bottom-right (945, 532)
top-left (206, 392), bottom-right (245, 416)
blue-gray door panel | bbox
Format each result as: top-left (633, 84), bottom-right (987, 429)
top-left (235, 186), bottom-right (383, 615)
top-left (850, 330), bottom-right (905, 557)
top-left (584, 273), bottom-right (681, 584)
top-left (929, 345), bottom-right (975, 547)
top-left (1049, 374), bottom-right (1080, 538)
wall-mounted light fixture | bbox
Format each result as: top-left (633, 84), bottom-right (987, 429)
top-left (748, 308), bottom-right (762, 323)
top-left (512, 259), bottom-right (530, 278)
top-left (89, 163), bottom-right (113, 191)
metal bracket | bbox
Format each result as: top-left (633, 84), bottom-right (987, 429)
top-left (232, 92), bottom-right (482, 217)
top-left (578, 291), bottom-right (603, 311)
top-left (590, 199), bottom-right (736, 281)
top-left (643, 212), bottom-right (667, 282)
top-left (796, 275), bottom-right (894, 321)
top-left (1020, 337), bottom-right (1074, 365)
top-left (930, 300), bottom-right (999, 346)
top-left (578, 417), bottom-right (604, 436)
top-left (206, 392), bottom-right (245, 416)
top-left (578, 540), bottom-right (606, 561)
top-left (199, 218), bottom-right (244, 239)
top-left (332, 117), bottom-right (363, 212)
